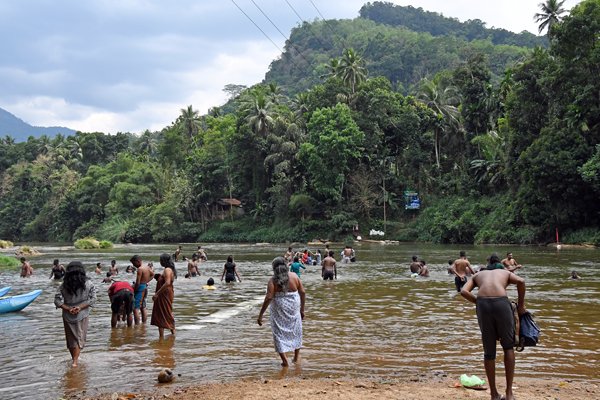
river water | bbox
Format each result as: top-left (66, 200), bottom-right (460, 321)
top-left (0, 242), bottom-right (598, 399)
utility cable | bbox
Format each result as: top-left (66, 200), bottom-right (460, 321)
top-left (250, 0), bottom-right (313, 68)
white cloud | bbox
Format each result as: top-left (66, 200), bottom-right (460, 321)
top-left (0, 0), bottom-right (583, 134)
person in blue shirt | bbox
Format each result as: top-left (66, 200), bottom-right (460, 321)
top-left (289, 256), bottom-right (306, 277)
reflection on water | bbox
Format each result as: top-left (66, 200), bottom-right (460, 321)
top-left (0, 242), bottom-right (599, 399)
top-left (62, 364), bottom-right (89, 396)
top-left (151, 336), bottom-right (175, 370)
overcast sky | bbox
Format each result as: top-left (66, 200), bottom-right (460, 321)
top-left (0, 0), bottom-right (582, 134)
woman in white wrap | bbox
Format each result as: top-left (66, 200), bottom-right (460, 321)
top-left (257, 256), bottom-right (306, 367)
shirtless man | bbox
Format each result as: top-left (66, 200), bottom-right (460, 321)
top-left (130, 255), bottom-right (153, 324)
top-left (461, 253), bottom-right (526, 400)
top-left (501, 252), bottom-right (522, 273)
top-left (109, 259), bottom-right (119, 275)
top-left (409, 255), bottom-right (422, 273)
top-left (451, 250), bottom-right (475, 292)
top-left (321, 251), bottom-right (337, 280)
top-left (95, 263), bottom-right (102, 274)
top-left (20, 257), bottom-right (33, 277)
top-left (196, 245), bottom-right (207, 261)
top-left (341, 246), bottom-right (354, 264)
top-left (187, 255), bottom-right (200, 277)
top-left (174, 245), bottom-right (182, 262)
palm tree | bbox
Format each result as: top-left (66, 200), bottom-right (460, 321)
top-left (416, 78), bottom-right (461, 169)
top-left (291, 92), bottom-right (310, 127)
top-left (338, 48), bottom-right (367, 94)
top-left (177, 105), bottom-right (201, 140)
top-left (320, 58), bottom-right (341, 80)
top-left (534, 0), bottom-right (567, 35)
top-left (138, 130), bottom-right (158, 158)
top-left (240, 90), bottom-right (274, 136)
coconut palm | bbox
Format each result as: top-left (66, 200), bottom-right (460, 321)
top-left (177, 105), bottom-right (201, 140)
top-left (320, 57), bottom-right (341, 80)
top-left (534, 0), bottom-right (567, 35)
top-left (339, 48), bottom-right (367, 94)
top-left (416, 78), bottom-right (461, 169)
top-left (240, 90), bottom-right (274, 136)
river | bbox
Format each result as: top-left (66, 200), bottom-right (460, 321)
top-left (0, 242), bottom-right (598, 399)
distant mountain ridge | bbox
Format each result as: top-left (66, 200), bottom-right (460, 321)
top-left (0, 107), bottom-right (76, 142)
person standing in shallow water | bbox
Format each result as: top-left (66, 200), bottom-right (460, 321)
top-left (221, 255), bottom-right (241, 283)
top-left (54, 261), bottom-right (97, 367)
top-left (460, 253), bottom-right (526, 400)
top-left (50, 259), bottom-right (66, 280)
top-left (151, 253), bottom-right (176, 339)
top-left (257, 257), bottom-right (306, 367)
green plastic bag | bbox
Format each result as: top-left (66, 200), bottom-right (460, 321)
top-left (460, 374), bottom-right (486, 387)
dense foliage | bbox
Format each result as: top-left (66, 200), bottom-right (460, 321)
top-left (0, 0), bottom-right (599, 245)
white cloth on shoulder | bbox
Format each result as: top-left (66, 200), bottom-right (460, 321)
top-left (270, 291), bottom-right (302, 353)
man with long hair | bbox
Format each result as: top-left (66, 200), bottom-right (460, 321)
top-left (54, 261), bottom-right (97, 367)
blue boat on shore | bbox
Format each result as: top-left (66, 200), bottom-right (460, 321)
top-left (0, 286), bottom-right (10, 297)
top-left (0, 289), bottom-right (42, 314)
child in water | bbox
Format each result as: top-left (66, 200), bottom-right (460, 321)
top-left (203, 278), bottom-right (216, 290)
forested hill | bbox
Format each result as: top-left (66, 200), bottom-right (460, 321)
top-left (264, 6), bottom-right (535, 95)
top-left (0, 107), bottom-right (76, 141)
top-left (359, 2), bottom-right (547, 48)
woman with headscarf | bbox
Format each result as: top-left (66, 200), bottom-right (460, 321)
top-left (257, 256), bottom-right (306, 367)
top-left (54, 261), bottom-right (97, 367)
top-left (151, 253), bottom-right (176, 339)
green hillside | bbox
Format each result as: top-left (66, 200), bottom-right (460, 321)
top-left (265, 4), bottom-right (540, 95)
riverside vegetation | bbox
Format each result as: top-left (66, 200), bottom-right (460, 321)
top-left (0, 1), bottom-right (599, 246)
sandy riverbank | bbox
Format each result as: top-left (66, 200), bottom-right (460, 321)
top-left (68, 376), bottom-right (599, 400)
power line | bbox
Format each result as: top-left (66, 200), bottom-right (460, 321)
top-left (230, 0), bottom-right (284, 55)
top-left (306, 0), bottom-right (348, 50)
top-left (249, 0), bottom-right (313, 68)
top-left (284, 0), bottom-right (330, 51)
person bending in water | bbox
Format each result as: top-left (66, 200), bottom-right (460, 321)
top-left (108, 280), bottom-right (134, 327)
top-left (461, 253), bottom-right (526, 400)
top-left (289, 256), bottom-right (306, 277)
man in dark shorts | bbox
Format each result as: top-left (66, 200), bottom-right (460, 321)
top-left (460, 253), bottom-right (526, 400)
top-left (321, 251), bottom-right (337, 280)
top-left (450, 250), bottom-right (475, 292)
top-left (108, 280), bottom-right (134, 327)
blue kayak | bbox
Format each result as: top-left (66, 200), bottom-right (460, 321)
top-left (0, 286), bottom-right (10, 297)
top-left (0, 289), bottom-right (42, 314)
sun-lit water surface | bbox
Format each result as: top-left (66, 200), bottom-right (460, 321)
top-left (0, 242), bottom-right (598, 399)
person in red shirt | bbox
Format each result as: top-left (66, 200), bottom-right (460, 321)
top-left (108, 281), bottom-right (134, 327)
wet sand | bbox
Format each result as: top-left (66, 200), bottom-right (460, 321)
top-left (69, 377), bottom-right (599, 400)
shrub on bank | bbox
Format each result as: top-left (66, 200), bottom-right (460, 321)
top-left (74, 237), bottom-right (101, 249)
top-left (0, 255), bottom-right (20, 270)
top-left (562, 228), bottom-right (600, 246)
top-left (0, 240), bottom-right (14, 248)
top-left (99, 240), bottom-right (113, 249)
